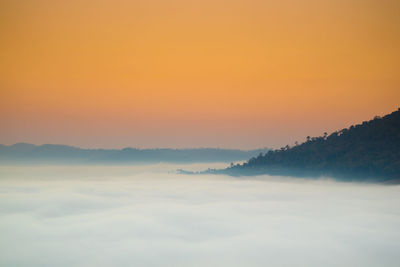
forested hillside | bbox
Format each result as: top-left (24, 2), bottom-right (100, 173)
top-left (222, 108), bottom-right (400, 181)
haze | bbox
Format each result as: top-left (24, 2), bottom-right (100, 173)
top-left (1, 164), bottom-right (399, 267)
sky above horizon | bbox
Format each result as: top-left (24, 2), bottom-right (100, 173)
top-left (1, 0), bottom-right (399, 149)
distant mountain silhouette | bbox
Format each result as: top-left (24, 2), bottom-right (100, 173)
top-left (0, 144), bottom-right (269, 165)
top-left (214, 108), bottom-right (400, 182)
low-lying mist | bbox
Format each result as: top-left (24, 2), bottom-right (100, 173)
top-left (0, 164), bottom-right (399, 267)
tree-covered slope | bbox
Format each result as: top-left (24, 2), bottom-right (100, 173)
top-left (222, 108), bottom-right (400, 181)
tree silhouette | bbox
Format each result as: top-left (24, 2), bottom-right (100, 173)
top-left (219, 108), bottom-right (400, 182)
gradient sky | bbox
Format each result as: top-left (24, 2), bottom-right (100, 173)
top-left (1, 0), bottom-right (399, 149)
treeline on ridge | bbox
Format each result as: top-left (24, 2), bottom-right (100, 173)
top-left (221, 108), bottom-right (400, 181)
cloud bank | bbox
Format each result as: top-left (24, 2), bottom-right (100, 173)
top-left (0, 164), bottom-right (399, 267)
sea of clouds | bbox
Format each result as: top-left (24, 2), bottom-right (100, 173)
top-left (0, 164), bottom-right (399, 267)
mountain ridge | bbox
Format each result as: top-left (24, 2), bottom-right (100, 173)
top-left (211, 107), bottom-right (400, 182)
top-left (0, 143), bottom-right (270, 165)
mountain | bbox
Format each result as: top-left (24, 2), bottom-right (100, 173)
top-left (215, 108), bottom-right (400, 182)
top-left (0, 144), bottom-right (269, 165)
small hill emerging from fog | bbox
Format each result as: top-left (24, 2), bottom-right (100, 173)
top-left (216, 108), bottom-right (400, 182)
top-left (0, 144), bottom-right (269, 165)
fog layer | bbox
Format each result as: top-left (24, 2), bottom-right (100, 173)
top-left (0, 164), bottom-right (399, 267)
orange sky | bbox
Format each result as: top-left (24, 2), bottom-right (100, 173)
top-left (1, 0), bottom-right (399, 149)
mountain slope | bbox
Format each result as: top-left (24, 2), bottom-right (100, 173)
top-left (221, 108), bottom-right (400, 181)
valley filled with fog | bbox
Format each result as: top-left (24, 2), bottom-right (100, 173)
top-left (0, 164), bottom-right (399, 267)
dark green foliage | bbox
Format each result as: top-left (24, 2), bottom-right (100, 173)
top-left (223, 108), bottom-right (400, 181)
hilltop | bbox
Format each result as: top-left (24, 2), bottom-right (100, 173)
top-left (216, 108), bottom-right (400, 182)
